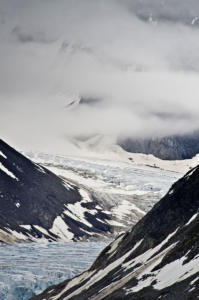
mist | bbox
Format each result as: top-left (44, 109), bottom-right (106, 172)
top-left (1, 0), bottom-right (199, 153)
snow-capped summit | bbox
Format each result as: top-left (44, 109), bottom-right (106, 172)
top-left (32, 164), bottom-right (199, 299)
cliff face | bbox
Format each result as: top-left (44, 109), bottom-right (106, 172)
top-left (0, 139), bottom-right (112, 243)
top-left (119, 132), bottom-right (199, 160)
top-left (32, 165), bottom-right (199, 299)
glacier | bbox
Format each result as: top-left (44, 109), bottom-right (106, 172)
top-left (20, 150), bottom-right (197, 233)
top-left (0, 241), bottom-right (108, 300)
top-left (25, 151), bottom-right (184, 213)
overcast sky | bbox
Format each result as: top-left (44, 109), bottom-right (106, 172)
top-left (1, 0), bottom-right (199, 153)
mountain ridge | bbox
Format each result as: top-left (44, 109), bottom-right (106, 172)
top-left (0, 139), bottom-right (114, 243)
top-left (119, 132), bottom-right (199, 160)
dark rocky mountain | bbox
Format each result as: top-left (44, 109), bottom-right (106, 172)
top-left (119, 131), bottom-right (199, 160)
top-left (65, 96), bottom-right (102, 110)
top-left (126, 0), bottom-right (199, 27)
top-left (31, 164), bottom-right (199, 299)
top-left (0, 139), bottom-right (112, 243)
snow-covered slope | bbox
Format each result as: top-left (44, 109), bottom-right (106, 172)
top-left (31, 165), bottom-right (199, 300)
top-left (0, 139), bottom-right (115, 243)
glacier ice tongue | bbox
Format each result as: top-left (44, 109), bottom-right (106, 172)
top-left (0, 241), bottom-right (108, 300)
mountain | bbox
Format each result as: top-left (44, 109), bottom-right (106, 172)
top-left (0, 139), bottom-right (113, 243)
top-left (126, 0), bottom-right (199, 27)
top-left (31, 164), bottom-right (199, 299)
top-left (119, 131), bottom-right (199, 160)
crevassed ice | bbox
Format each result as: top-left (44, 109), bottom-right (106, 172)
top-left (0, 241), bottom-right (108, 300)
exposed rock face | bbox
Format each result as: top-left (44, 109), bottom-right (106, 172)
top-left (31, 165), bottom-right (199, 299)
top-left (0, 139), bottom-right (112, 243)
top-left (119, 132), bottom-right (199, 160)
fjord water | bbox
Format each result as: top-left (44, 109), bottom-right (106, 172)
top-left (0, 241), bottom-right (108, 299)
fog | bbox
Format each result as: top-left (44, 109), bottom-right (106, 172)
top-left (1, 0), bottom-right (199, 152)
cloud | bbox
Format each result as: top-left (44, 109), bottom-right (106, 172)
top-left (0, 0), bottom-right (199, 152)
top-left (12, 26), bottom-right (54, 44)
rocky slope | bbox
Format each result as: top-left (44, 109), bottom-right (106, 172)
top-left (31, 164), bottom-right (199, 299)
top-left (0, 139), bottom-right (113, 243)
top-left (119, 131), bottom-right (199, 160)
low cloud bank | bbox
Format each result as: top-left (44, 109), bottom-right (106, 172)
top-left (1, 0), bottom-right (199, 152)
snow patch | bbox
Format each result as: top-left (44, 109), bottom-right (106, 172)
top-left (107, 219), bottom-right (125, 227)
top-left (190, 277), bottom-right (198, 285)
top-left (35, 163), bottom-right (46, 174)
top-left (62, 180), bottom-right (74, 190)
top-left (184, 168), bottom-right (197, 180)
top-left (66, 203), bottom-right (93, 228)
top-left (20, 225), bottom-right (31, 230)
top-left (111, 200), bottom-right (145, 220)
top-left (123, 227), bottom-right (179, 272)
top-left (125, 243), bottom-right (177, 294)
top-left (50, 216), bottom-right (74, 241)
top-left (6, 228), bottom-right (28, 241)
top-left (34, 225), bottom-right (52, 237)
top-left (0, 151), bottom-right (7, 159)
top-left (0, 163), bottom-right (19, 181)
top-left (185, 213), bottom-right (198, 226)
top-left (79, 188), bottom-right (92, 203)
top-left (154, 254), bottom-right (199, 290)
top-left (64, 188), bottom-right (99, 229)
top-left (107, 234), bottom-right (125, 256)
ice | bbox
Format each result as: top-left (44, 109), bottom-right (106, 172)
top-left (24, 152), bottom-right (182, 215)
top-left (0, 241), bottom-right (108, 300)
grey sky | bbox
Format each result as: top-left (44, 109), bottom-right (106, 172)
top-left (1, 0), bottom-right (199, 152)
